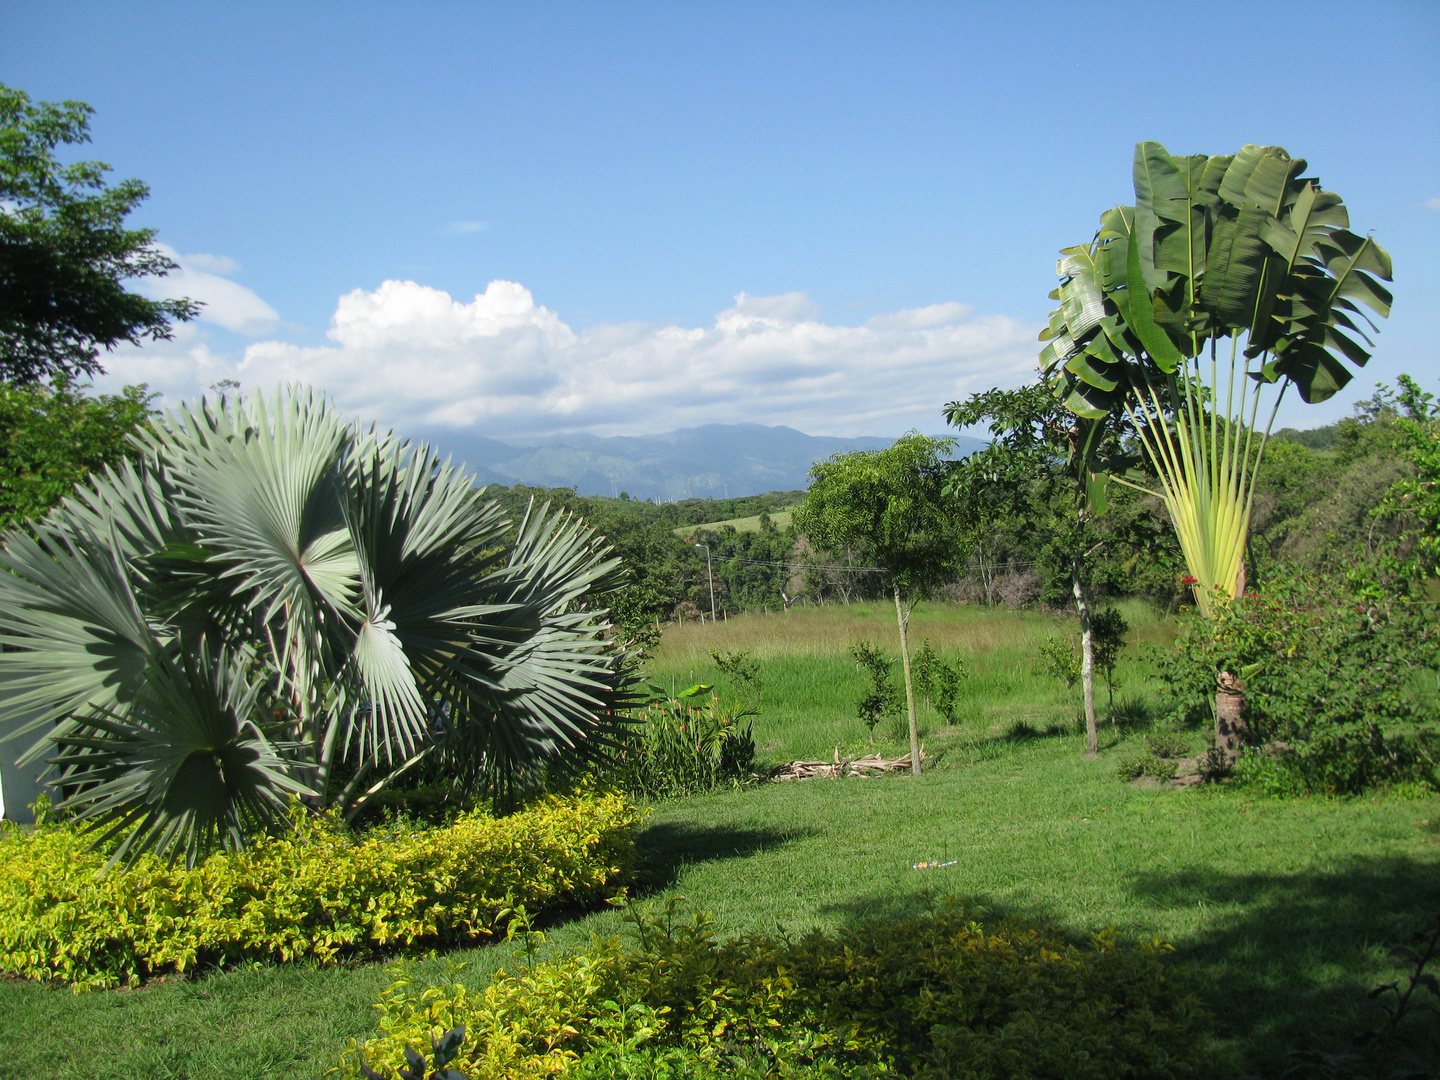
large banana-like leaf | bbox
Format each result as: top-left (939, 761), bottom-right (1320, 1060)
top-left (1036, 141), bottom-right (1393, 614)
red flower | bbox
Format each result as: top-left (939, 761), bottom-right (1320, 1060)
top-left (1181, 575), bottom-right (1198, 586)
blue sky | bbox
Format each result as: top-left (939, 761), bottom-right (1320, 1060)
top-left (3, 1), bottom-right (1437, 440)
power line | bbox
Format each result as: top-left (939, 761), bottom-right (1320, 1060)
top-left (701, 556), bottom-right (1039, 575)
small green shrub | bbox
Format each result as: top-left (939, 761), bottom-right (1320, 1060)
top-left (0, 792), bottom-right (638, 990)
top-left (339, 898), bottom-right (1213, 1080)
top-left (710, 649), bottom-right (762, 700)
top-left (1145, 733), bottom-right (1192, 760)
top-left (850, 641), bottom-right (902, 742)
top-left (604, 686), bottom-right (757, 799)
top-left (1229, 747), bottom-right (1308, 798)
top-left (1116, 734), bottom-right (1192, 783)
top-left (1036, 635), bottom-right (1080, 690)
top-left (912, 639), bottom-right (968, 724)
top-left (1116, 754), bottom-right (1178, 783)
top-left (1091, 607), bottom-right (1130, 716)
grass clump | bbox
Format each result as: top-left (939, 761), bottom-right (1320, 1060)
top-left (1116, 734), bottom-right (1194, 784)
top-left (340, 898), bottom-right (1212, 1080)
top-left (0, 793), bottom-right (637, 990)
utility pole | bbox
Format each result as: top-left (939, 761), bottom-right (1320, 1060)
top-left (693, 542), bottom-right (717, 622)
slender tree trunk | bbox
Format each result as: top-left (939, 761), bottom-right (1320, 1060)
top-left (1072, 562), bottom-right (1098, 759)
top-left (1215, 671), bottom-right (1251, 759)
top-left (1215, 555), bottom-right (1251, 761)
top-left (894, 584), bottom-right (921, 776)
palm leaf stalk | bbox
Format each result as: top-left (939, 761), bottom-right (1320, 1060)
top-left (0, 386), bottom-right (631, 865)
top-left (1039, 142), bottom-right (1391, 752)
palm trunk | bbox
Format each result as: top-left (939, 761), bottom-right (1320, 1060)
top-left (1072, 562), bottom-right (1098, 758)
top-left (893, 584), bottom-right (921, 776)
top-left (1215, 556), bottom-right (1251, 761)
top-left (1215, 670), bottom-right (1250, 759)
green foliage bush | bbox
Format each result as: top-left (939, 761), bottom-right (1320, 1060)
top-left (0, 377), bottom-right (155, 530)
top-left (604, 686), bottom-right (757, 799)
top-left (0, 792), bottom-right (638, 991)
top-left (1155, 572), bottom-right (1440, 796)
top-left (1090, 607), bottom-right (1129, 713)
top-left (1116, 735), bottom-right (1194, 785)
top-left (339, 899), bottom-right (1213, 1080)
top-left (1228, 747), bottom-right (1309, 799)
top-left (1144, 733), bottom-right (1191, 760)
top-left (850, 641), bottom-right (902, 741)
top-left (1036, 635), bottom-right (1080, 690)
top-left (911, 639), bottom-right (968, 724)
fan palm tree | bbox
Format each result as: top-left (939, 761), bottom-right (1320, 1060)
top-left (0, 387), bottom-right (630, 865)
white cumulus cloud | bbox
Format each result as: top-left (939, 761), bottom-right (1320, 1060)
top-left (102, 279), bottom-right (1040, 438)
top-left (142, 246), bottom-right (281, 335)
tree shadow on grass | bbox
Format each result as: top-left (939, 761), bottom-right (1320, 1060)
top-left (1001, 717), bottom-right (1078, 743)
top-left (632, 821), bottom-right (816, 896)
top-left (816, 855), bottom-right (1440, 1076)
top-left (1126, 853), bottom-right (1440, 1075)
top-left (817, 881), bottom-right (1077, 944)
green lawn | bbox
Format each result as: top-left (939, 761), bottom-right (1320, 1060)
top-left (4, 603), bottom-right (1437, 1077)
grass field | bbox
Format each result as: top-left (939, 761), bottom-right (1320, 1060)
top-left (3, 602), bottom-right (1437, 1077)
top-left (671, 508), bottom-right (795, 536)
top-left (648, 598), bottom-right (1176, 763)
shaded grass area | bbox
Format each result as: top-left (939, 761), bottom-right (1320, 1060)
top-left (5, 603), bottom-right (1436, 1077)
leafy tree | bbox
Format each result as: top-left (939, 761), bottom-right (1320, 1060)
top-left (0, 388), bottom-right (630, 866)
top-left (1089, 606), bottom-right (1129, 719)
top-left (0, 376), bottom-right (155, 530)
top-left (912, 638), bottom-right (966, 724)
top-left (689, 516), bottom-right (798, 612)
top-left (796, 434), bottom-right (960, 773)
top-left (1039, 141), bottom-right (1392, 757)
top-left (945, 381), bottom-right (1141, 756)
top-left (1036, 635), bottom-right (1080, 691)
top-left (1374, 374), bottom-right (1440, 586)
top-left (1, 83), bottom-right (197, 383)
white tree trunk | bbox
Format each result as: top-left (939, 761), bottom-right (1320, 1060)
top-left (894, 584), bottom-right (921, 776)
top-left (1073, 565), bottom-right (1098, 758)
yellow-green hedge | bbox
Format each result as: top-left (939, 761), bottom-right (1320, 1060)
top-left (0, 792), bottom-right (638, 991)
top-left (338, 900), bottom-right (1214, 1080)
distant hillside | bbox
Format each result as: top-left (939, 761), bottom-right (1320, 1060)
top-left (1272, 423), bottom-right (1341, 451)
top-left (672, 508), bottom-right (796, 537)
top-left (417, 423), bottom-right (985, 500)
top-left (483, 486), bottom-right (804, 531)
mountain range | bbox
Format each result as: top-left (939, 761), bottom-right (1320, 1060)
top-left (417, 423), bottom-right (987, 500)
